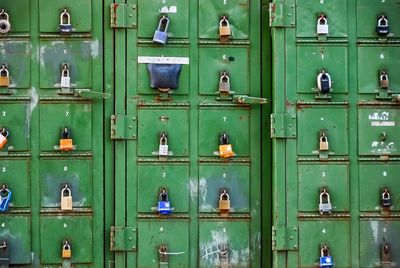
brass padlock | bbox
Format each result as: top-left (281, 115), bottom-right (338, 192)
top-left (219, 133), bottom-right (235, 158)
top-left (379, 70), bottom-right (389, 89)
top-left (0, 128), bottom-right (9, 150)
top-left (219, 189), bottom-right (230, 216)
top-left (62, 241), bottom-right (72, 259)
top-left (218, 72), bottom-right (230, 93)
top-left (319, 131), bottom-right (329, 151)
top-left (0, 65), bottom-right (10, 87)
top-left (219, 16), bottom-right (231, 37)
top-left (60, 127), bottom-right (73, 151)
top-left (61, 184), bottom-right (73, 211)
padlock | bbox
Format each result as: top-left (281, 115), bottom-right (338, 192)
top-left (0, 9), bottom-right (11, 34)
top-left (62, 241), bottom-right (72, 259)
top-left (0, 65), bottom-right (10, 87)
top-left (158, 133), bottom-right (169, 156)
top-left (61, 184), bottom-right (73, 211)
top-left (60, 127), bottom-right (73, 151)
top-left (320, 245), bottom-right (334, 267)
top-left (316, 14), bottom-right (329, 35)
top-left (0, 240), bottom-right (10, 266)
top-left (319, 131), bottom-right (329, 151)
top-left (60, 65), bottom-right (71, 88)
top-left (0, 128), bottom-right (9, 150)
top-left (319, 188), bottom-right (332, 214)
top-left (317, 70), bottom-right (331, 94)
top-left (147, 64), bottom-right (182, 91)
top-left (219, 16), bottom-right (231, 37)
top-left (379, 71), bottom-right (389, 89)
top-left (159, 244), bottom-right (168, 264)
top-left (381, 242), bottom-right (391, 268)
top-left (157, 188), bottom-right (172, 215)
top-left (381, 188), bottom-right (391, 208)
top-left (59, 9), bottom-right (72, 34)
top-left (0, 185), bottom-right (11, 212)
top-left (219, 133), bottom-right (235, 158)
top-left (376, 15), bottom-right (389, 36)
top-left (153, 16), bottom-right (170, 44)
top-left (219, 72), bottom-right (230, 93)
top-left (219, 190), bottom-right (230, 216)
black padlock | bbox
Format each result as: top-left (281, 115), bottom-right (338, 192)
top-left (376, 15), bottom-right (389, 36)
top-left (317, 70), bottom-right (331, 94)
top-left (381, 188), bottom-right (391, 207)
top-left (147, 64), bottom-right (182, 91)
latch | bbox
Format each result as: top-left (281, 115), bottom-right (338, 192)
top-left (110, 4), bottom-right (137, 28)
top-left (381, 241), bottom-right (391, 268)
top-left (270, 114), bottom-right (296, 139)
top-left (272, 226), bottom-right (298, 251)
top-left (269, 3), bottom-right (295, 28)
top-left (0, 240), bottom-right (9, 266)
top-left (110, 114), bottom-right (137, 140)
top-left (232, 95), bottom-right (268, 104)
top-left (110, 226), bottom-right (137, 252)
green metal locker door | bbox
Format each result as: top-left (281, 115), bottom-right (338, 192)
top-left (271, 0), bottom-right (400, 267)
top-left (0, 1), bottom-right (104, 267)
top-left (107, 0), bottom-right (271, 267)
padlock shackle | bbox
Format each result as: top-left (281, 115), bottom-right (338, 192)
top-left (0, 128), bottom-right (9, 138)
top-left (378, 16), bottom-right (388, 26)
top-left (0, 65), bottom-right (9, 77)
top-left (220, 133), bottom-right (229, 145)
top-left (60, 9), bottom-right (71, 25)
top-left (219, 73), bottom-right (230, 83)
top-left (219, 190), bottom-right (230, 201)
top-left (219, 16), bottom-right (230, 27)
top-left (317, 16), bottom-right (328, 25)
top-left (319, 131), bottom-right (328, 143)
top-left (62, 65), bottom-right (70, 77)
top-left (159, 133), bottom-right (167, 145)
top-left (159, 189), bottom-right (169, 201)
top-left (0, 10), bottom-right (9, 21)
top-left (61, 185), bottom-right (71, 197)
top-left (380, 74), bottom-right (388, 81)
top-left (157, 16), bottom-right (170, 32)
top-left (61, 127), bottom-right (71, 139)
top-left (320, 245), bottom-right (329, 257)
top-left (319, 189), bottom-right (330, 204)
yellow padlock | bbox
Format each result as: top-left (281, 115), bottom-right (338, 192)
top-left (62, 241), bottom-right (71, 259)
top-left (0, 129), bottom-right (9, 150)
top-left (60, 127), bottom-right (73, 151)
top-left (219, 133), bottom-right (235, 158)
top-left (0, 65), bottom-right (10, 87)
top-left (219, 16), bottom-right (231, 37)
top-left (219, 190), bottom-right (230, 217)
top-left (61, 184), bottom-right (73, 211)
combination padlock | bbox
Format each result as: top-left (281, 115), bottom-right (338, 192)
top-left (0, 185), bottom-right (11, 212)
top-left (59, 9), bottom-right (72, 34)
top-left (158, 133), bottom-right (169, 156)
top-left (319, 188), bottom-right (332, 214)
top-left (0, 65), bottom-right (10, 87)
top-left (320, 245), bottom-right (334, 267)
top-left (61, 184), bottom-right (73, 211)
top-left (219, 189), bottom-right (231, 216)
top-left (317, 70), bottom-right (332, 94)
top-left (0, 128), bottom-right (9, 150)
top-left (219, 16), bottom-right (231, 37)
top-left (60, 127), bottom-right (73, 151)
top-left (218, 72), bottom-right (230, 93)
top-left (219, 133), bottom-right (235, 158)
top-left (60, 64), bottom-right (71, 88)
top-left (153, 16), bottom-right (169, 45)
top-left (376, 15), bottom-right (389, 36)
top-left (157, 188), bottom-right (172, 215)
top-left (62, 240), bottom-right (72, 259)
top-left (316, 14), bottom-right (329, 35)
top-left (381, 188), bottom-right (391, 208)
top-left (379, 70), bottom-right (389, 89)
top-left (0, 9), bottom-right (11, 34)
top-left (319, 131), bottom-right (329, 151)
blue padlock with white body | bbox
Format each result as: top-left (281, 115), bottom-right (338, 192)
top-left (157, 188), bottom-right (172, 215)
top-left (320, 245), bottom-right (334, 267)
top-left (153, 16), bottom-right (170, 44)
top-left (0, 186), bottom-right (11, 212)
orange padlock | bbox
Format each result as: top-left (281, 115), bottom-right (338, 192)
top-left (0, 128), bottom-right (9, 150)
top-left (219, 133), bottom-right (235, 158)
top-left (59, 127), bottom-right (73, 151)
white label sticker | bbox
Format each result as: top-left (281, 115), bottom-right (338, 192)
top-left (138, 56), bottom-right (189, 65)
top-left (160, 6), bottom-right (177, 13)
top-left (371, 121), bottom-right (395, 127)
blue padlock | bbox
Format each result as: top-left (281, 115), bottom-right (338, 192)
top-left (0, 186), bottom-right (11, 212)
top-left (317, 70), bottom-right (332, 94)
top-left (157, 189), bottom-right (172, 215)
top-left (153, 16), bottom-right (170, 45)
top-left (320, 245), bottom-right (334, 267)
top-left (59, 9), bottom-right (73, 34)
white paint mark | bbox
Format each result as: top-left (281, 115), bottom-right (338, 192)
top-left (383, 227), bottom-right (387, 233)
top-left (383, 171), bottom-right (387, 176)
top-left (320, 0), bottom-right (324, 4)
top-left (64, 223), bottom-right (68, 228)
top-left (370, 221), bottom-right (379, 243)
top-left (322, 172), bottom-right (326, 177)
top-left (189, 178), bottom-right (198, 202)
top-left (160, 227), bottom-right (164, 232)
top-left (222, 228), bottom-right (226, 233)
top-left (380, 53), bottom-right (385, 59)
top-left (320, 117), bottom-right (325, 121)
top-left (1, 223), bottom-right (4, 228)
top-left (199, 178), bottom-right (207, 203)
top-left (26, 87), bottom-right (38, 137)
top-left (90, 39), bottom-right (99, 58)
top-left (322, 228), bottom-right (326, 234)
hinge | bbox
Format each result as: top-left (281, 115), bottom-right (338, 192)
top-left (110, 114), bottom-right (137, 140)
top-left (269, 3), bottom-right (295, 28)
top-left (272, 226), bottom-right (298, 251)
top-left (271, 113), bottom-right (296, 138)
top-left (110, 4), bottom-right (137, 28)
top-left (110, 226), bottom-right (137, 252)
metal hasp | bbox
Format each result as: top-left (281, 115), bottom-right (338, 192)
top-left (110, 114), bottom-right (137, 140)
top-left (269, 3), bottom-right (295, 28)
top-left (110, 226), bottom-right (137, 252)
top-left (218, 244), bottom-right (229, 267)
top-left (272, 226), bottom-right (298, 251)
top-left (271, 114), bottom-right (296, 138)
top-left (381, 242), bottom-right (391, 268)
top-left (159, 244), bottom-right (168, 268)
top-left (0, 241), bottom-right (9, 266)
top-left (110, 4), bottom-right (137, 28)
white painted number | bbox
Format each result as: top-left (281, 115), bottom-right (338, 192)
top-left (322, 172), bottom-right (326, 177)
top-left (223, 117), bottom-right (227, 122)
top-left (1, 111), bottom-right (5, 117)
top-left (65, 111), bottom-right (69, 116)
top-left (223, 0), bottom-right (227, 4)
top-left (383, 171), bottom-right (387, 177)
top-left (1, 167), bottom-right (5, 173)
top-left (222, 173), bottom-right (227, 178)
top-left (162, 172), bottom-right (166, 178)
top-left (64, 166), bottom-right (68, 172)
top-left (1, 223), bottom-right (4, 228)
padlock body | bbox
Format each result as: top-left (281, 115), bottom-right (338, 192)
top-left (319, 141), bottom-right (329, 151)
top-left (0, 19), bottom-right (11, 34)
top-left (219, 199), bottom-right (231, 211)
top-left (60, 139), bottom-right (73, 151)
top-left (380, 79), bottom-right (389, 89)
top-left (319, 256), bottom-right (333, 267)
top-left (61, 196), bottom-right (73, 211)
top-left (317, 24), bottom-right (329, 35)
top-left (61, 76), bottom-right (71, 88)
top-left (0, 133), bottom-right (7, 149)
top-left (158, 201), bottom-right (171, 215)
top-left (382, 198), bottom-right (391, 207)
top-left (62, 248), bottom-right (71, 259)
top-left (159, 144), bottom-right (169, 156)
top-left (219, 144), bottom-right (235, 158)
top-left (153, 30), bottom-right (168, 44)
top-left (319, 76), bottom-right (331, 94)
top-left (0, 76), bottom-right (10, 87)
top-left (319, 202), bottom-right (332, 213)
top-left (219, 82), bottom-right (230, 93)
top-left (59, 24), bottom-right (72, 34)
top-left (147, 64), bottom-right (182, 90)
top-left (376, 25), bottom-right (389, 35)
top-left (219, 26), bottom-right (231, 36)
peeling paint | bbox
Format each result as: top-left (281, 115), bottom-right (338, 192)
top-left (90, 39), bottom-right (99, 58)
top-left (189, 177), bottom-right (198, 201)
top-left (370, 221), bottom-right (379, 243)
top-left (26, 87), bottom-right (38, 136)
top-left (199, 177), bottom-right (207, 203)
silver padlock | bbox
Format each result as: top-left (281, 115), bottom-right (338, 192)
top-left (159, 133), bottom-right (169, 156)
top-left (218, 72), bottom-right (230, 93)
top-left (60, 65), bottom-right (71, 88)
top-left (153, 16), bottom-right (170, 45)
top-left (0, 9), bottom-right (11, 34)
top-left (319, 188), bottom-right (332, 214)
top-left (379, 70), bottom-right (389, 89)
top-left (59, 9), bottom-right (72, 34)
top-left (316, 14), bottom-right (329, 35)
